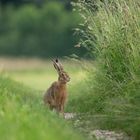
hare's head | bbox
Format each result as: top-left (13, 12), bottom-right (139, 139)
top-left (52, 59), bottom-right (70, 84)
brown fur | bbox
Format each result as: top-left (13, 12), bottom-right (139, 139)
top-left (43, 59), bottom-right (70, 116)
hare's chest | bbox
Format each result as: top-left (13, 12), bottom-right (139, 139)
top-left (55, 86), bottom-right (67, 97)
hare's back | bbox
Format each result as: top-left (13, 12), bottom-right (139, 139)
top-left (43, 81), bottom-right (58, 102)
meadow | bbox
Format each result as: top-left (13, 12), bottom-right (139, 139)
top-left (0, 57), bottom-right (88, 140)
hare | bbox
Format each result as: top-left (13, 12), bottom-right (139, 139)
top-left (43, 59), bottom-right (70, 116)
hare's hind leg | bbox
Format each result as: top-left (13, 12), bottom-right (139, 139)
top-left (45, 100), bottom-right (54, 111)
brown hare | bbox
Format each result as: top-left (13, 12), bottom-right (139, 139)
top-left (43, 59), bottom-right (70, 116)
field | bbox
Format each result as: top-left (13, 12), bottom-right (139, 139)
top-left (0, 57), bottom-right (89, 140)
top-left (1, 57), bottom-right (140, 140)
top-left (0, 55), bottom-right (139, 140)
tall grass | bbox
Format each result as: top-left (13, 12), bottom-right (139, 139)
top-left (72, 0), bottom-right (140, 139)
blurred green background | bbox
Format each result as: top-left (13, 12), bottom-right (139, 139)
top-left (0, 0), bottom-right (86, 58)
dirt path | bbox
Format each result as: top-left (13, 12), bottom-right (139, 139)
top-left (64, 113), bottom-right (131, 140)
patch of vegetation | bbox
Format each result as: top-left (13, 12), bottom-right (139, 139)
top-left (0, 75), bottom-right (85, 140)
top-left (68, 0), bottom-right (140, 139)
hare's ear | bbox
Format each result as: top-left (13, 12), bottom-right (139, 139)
top-left (55, 59), bottom-right (64, 70)
top-left (52, 59), bottom-right (63, 74)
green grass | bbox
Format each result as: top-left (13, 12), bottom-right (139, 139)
top-left (0, 75), bottom-right (85, 140)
